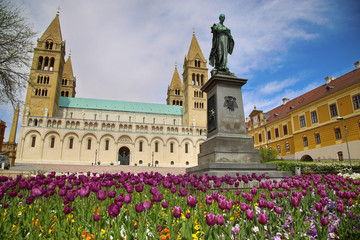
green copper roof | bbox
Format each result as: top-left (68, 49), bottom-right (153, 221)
top-left (59, 97), bottom-right (183, 116)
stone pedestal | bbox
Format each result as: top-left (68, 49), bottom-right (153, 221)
top-left (186, 74), bottom-right (291, 179)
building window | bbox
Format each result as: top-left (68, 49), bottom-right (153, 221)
top-left (275, 128), bottom-right (279, 138)
top-left (285, 142), bottom-right (290, 152)
top-left (311, 110), bottom-right (318, 124)
top-left (139, 141), bottom-right (143, 152)
top-left (154, 142), bottom-right (159, 152)
top-left (185, 143), bottom-right (188, 153)
top-left (139, 160), bottom-right (143, 165)
top-left (186, 161), bottom-right (189, 165)
top-left (50, 137), bottom-right (55, 148)
top-left (105, 140), bottom-right (109, 151)
top-left (299, 115), bottom-right (306, 128)
top-left (277, 145), bottom-right (281, 154)
top-left (170, 161), bottom-right (174, 165)
top-left (267, 131), bottom-right (271, 140)
top-left (170, 142), bottom-right (174, 153)
top-left (258, 133), bottom-right (262, 143)
top-left (353, 94), bottom-right (360, 110)
top-left (303, 136), bottom-right (308, 147)
top-left (155, 160), bottom-right (159, 165)
top-left (87, 139), bottom-right (92, 150)
top-left (129, 116), bottom-right (131, 122)
top-left (153, 118), bottom-right (156, 124)
top-left (69, 138), bottom-right (74, 149)
top-left (334, 127), bottom-right (342, 140)
top-left (338, 151), bottom-right (343, 161)
top-left (31, 136), bottom-right (36, 147)
top-left (329, 104), bottom-right (338, 118)
top-left (315, 133), bottom-right (321, 145)
top-left (173, 119), bottom-right (176, 125)
top-left (283, 125), bottom-right (288, 135)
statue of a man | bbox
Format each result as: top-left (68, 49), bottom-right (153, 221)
top-left (209, 14), bottom-right (235, 76)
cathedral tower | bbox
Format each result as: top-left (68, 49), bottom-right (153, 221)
top-left (61, 53), bottom-right (76, 97)
top-left (166, 65), bottom-right (183, 106)
top-left (182, 31), bottom-right (208, 127)
top-left (24, 12), bottom-right (66, 117)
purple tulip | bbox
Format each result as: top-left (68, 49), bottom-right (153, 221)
top-left (216, 214), bottom-right (224, 225)
top-left (277, 192), bottom-right (283, 198)
top-left (31, 187), bottom-right (42, 198)
top-left (206, 213), bottom-right (216, 226)
top-left (206, 195), bottom-right (213, 205)
top-left (267, 201), bottom-right (274, 210)
top-left (3, 203), bottom-right (9, 209)
top-left (124, 194), bottom-right (132, 204)
top-left (9, 190), bottom-right (18, 197)
top-left (320, 216), bottom-right (329, 226)
top-left (135, 203), bottom-right (144, 213)
top-left (93, 214), bottom-right (101, 221)
top-left (143, 201), bottom-right (151, 210)
top-left (251, 186), bottom-right (257, 195)
top-left (135, 184), bottom-right (144, 192)
top-left (58, 188), bottom-right (67, 197)
top-left (218, 199), bottom-right (227, 210)
top-left (170, 186), bottom-right (177, 193)
top-left (26, 197), bottom-right (34, 205)
top-left (178, 188), bottom-right (188, 197)
top-left (187, 195), bottom-right (198, 208)
top-left (63, 205), bottom-right (73, 214)
top-left (274, 206), bottom-right (282, 215)
top-left (315, 202), bottom-right (323, 213)
top-left (258, 212), bottom-right (268, 225)
top-left (173, 206), bottom-right (181, 218)
top-left (270, 192), bottom-right (276, 199)
top-left (108, 204), bottom-right (120, 218)
top-left (261, 192), bottom-right (266, 198)
top-left (291, 197), bottom-right (299, 208)
top-left (79, 186), bottom-right (90, 198)
top-left (258, 198), bottom-right (266, 208)
top-left (108, 190), bottom-right (116, 198)
top-left (246, 209), bottom-right (255, 220)
top-left (97, 190), bottom-right (107, 201)
top-left (337, 204), bottom-right (344, 213)
top-left (161, 201), bottom-right (169, 209)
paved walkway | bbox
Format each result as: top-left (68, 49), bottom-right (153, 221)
top-left (1, 163), bottom-right (187, 176)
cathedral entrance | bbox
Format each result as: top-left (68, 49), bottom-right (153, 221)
top-left (118, 147), bottom-right (130, 165)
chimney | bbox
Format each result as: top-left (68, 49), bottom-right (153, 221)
top-left (355, 60), bottom-right (360, 69)
top-left (325, 76), bottom-right (336, 84)
top-left (282, 98), bottom-right (289, 105)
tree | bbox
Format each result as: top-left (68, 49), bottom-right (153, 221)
top-left (259, 147), bottom-right (279, 163)
top-left (0, 0), bottom-right (36, 107)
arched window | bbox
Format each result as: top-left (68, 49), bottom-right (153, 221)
top-left (176, 100), bottom-right (179, 105)
top-left (65, 91), bottom-right (69, 97)
top-left (194, 91), bottom-right (196, 97)
top-left (49, 57), bottom-right (55, 70)
top-left (45, 76), bottom-right (49, 84)
top-left (195, 60), bottom-right (198, 67)
top-left (34, 119), bottom-right (38, 126)
top-left (173, 100), bottom-right (175, 105)
top-left (196, 74), bottom-right (200, 86)
top-left (87, 138), bottom-right (92, 150)
top-left (45, 40), bottom-right (53, 50)
top-left (337, 151), bottom-right (343, 161)
top-left (315, 133), bottom-right (321, 145)
top-left (105, 140), bottom-right (109, 150)
top-left (198, 61), bottom-right (201, 68)
top-left (286, 142), bottom-right (290, 152)
top-left (170, 161), bottom-right (174, 165)
top-left (192, 73), bottom-right (195, 85)
top-left (139, 141), bottom-right (143, 152)
top-left (155, 160), bottom-right (159, 165)
top-left (37, 56), bottom-right (43, 70)
top-left (50, 137), bottom-right (55, 148)
top-left (277, 145), bottom-right (281, 153)
top-left (69, 138), bottom-right (74, 149)
top-left (155, 142), bottom-right (159, 152)
top-left (186, 161), bottom-right (189, 165)
top-left (180, 101), bottom-right (182, 106)
top-left (31, 136), bottom-right (36, 147)
top-left (61, 91), bottom-right (64, 97)
top-left (201, 75), bottom-right (204, 86)
top-left (139, 160), bottom-right (143, 165)
top-left (170, 142), bottom-right (174, 153)
top-left (43, 57), bottom-right (49, 70)
top-left (185, 143), bottom-right (188, 153)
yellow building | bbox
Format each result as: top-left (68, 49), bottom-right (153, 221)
top-left (16, 13), bottom-right (208, 167)
top-left (247, 62), bottom-right (360, 161)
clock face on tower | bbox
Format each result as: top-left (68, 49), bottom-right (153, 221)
top-left (207, 94), bottom-right (216, 132)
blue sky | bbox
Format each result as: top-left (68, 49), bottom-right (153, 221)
top-left (1, 0), bottom-right (360, 141)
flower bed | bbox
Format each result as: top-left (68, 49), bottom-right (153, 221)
top-left (0, 171), bottom-right (359, 239)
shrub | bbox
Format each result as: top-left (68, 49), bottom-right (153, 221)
top-left (259, 147), bottom-right (278, 163)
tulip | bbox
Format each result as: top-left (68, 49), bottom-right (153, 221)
top-left (216, 214), bottom-right (224, 225)
top-left (246, 194), bottom-right (253, 202)
top-left (143, 201), bottom-right (151, 210)
top-left (291, 197), bottom-right (299, 208)
top-left (161, 201), bottom-right (169, 209)
top-left (251, 186), bottom-right (257, 195)
top-left (320, 216), bottom-right (329, 226)
top-left (173, 206), bottom-right (181, 218)
top-left (31, 187), bottom-right (42, 198)
top-left (97, 190), bottom-right (107, 201)
top-left (63, 205), bottom-right (73, 214)
top-left (135, 203), bottom-right (144, 213)
top-left (178, 188), bottom-right (188, 197)
top-left (267, 201), bottom-right (274, 210)
top-left (124, 194), bottom-right (132, 204)
top-left (79, 186), bottom-right (90, 198)
top-left (135, 184), bottom-right (144, 192)
top-left (337, 204), bottom-right (344, 213)
top-left (258, 212), bottom-right (268, 225)
top-left (206, 213), bottom-right (216, 226)
top-left (108, 204), bottom-right (120, 218)
top-left (206, 195), bottom-right (213, 205)
top-left (187, 195), bottom-right (198, 208)
top-left (258, 198), bottom-right (266, 208)
top-left (274, 206), bottom-right (282, 215)
top-left (315, 202), bottom-right (323, 213)
top-left (270, 192), bottom-right (276, 199)
top-left (218, 199), bottom-right (227, 210)
top-left (93, 214), bottom-right (101, 221)
top-left (246, 209), bottom-right (255, 220)
top-left (108, 190), bottom-right (116, 198)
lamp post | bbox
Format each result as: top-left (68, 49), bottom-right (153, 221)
top-left (337, 117), bottom-right (353, 173)
top-left (95, 149), bottom-right (98, 166)
top-left (152, 152), bottom-right (154, 167)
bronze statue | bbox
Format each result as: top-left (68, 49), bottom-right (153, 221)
top-left (209, 14), bottom-right (234, 76)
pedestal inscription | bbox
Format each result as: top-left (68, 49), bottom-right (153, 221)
top-left (207, 94), bottom-right (217, 133)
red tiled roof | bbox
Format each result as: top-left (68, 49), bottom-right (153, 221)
top-left (265, 67), bottom-right (360, 123)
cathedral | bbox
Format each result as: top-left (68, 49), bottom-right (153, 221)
top-left (16, 13), bottom-right (208, 167)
